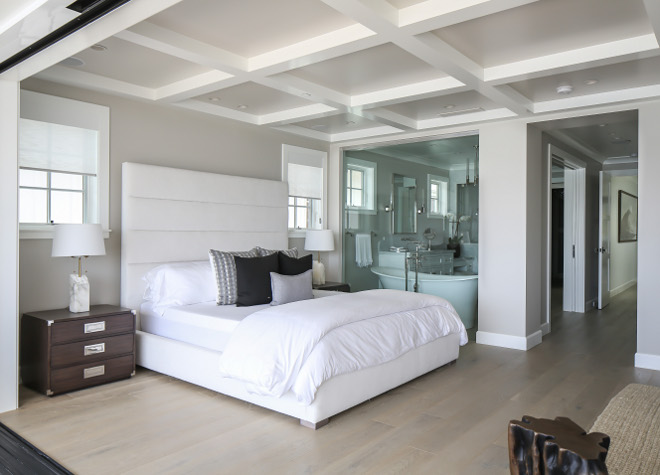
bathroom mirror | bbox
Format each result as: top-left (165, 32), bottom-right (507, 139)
top-left (392, 174), bottom-right (417, 234)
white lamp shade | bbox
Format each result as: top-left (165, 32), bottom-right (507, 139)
top-left (52, 224), bottom-right (106, 257)
top-left (304, 229), bottom-right (334, 252)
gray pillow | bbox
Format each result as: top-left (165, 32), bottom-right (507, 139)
top-left (256, 246), bottom-right (297, 258)
top-left (209, 248), bottom-right (258, 305)
top-left (270, 269), bottom-right (313, 306)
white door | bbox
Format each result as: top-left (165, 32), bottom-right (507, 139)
top-left (598, 171), bottom-right (611, 309)
top-left (563, 167), bottom-right (586, 313)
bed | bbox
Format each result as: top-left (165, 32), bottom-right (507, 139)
top-left (120, 162), bottom-right (466, 429)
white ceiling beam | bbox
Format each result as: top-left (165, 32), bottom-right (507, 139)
top-left (259, 104), bottom-right (339, 126)
top-left (351, 77), bottom-right (465, 108)
top-left (155, 70), bottom-right (234, 101)
top-left (271, 125), bottom-right (332, 142)
top-left (116, 22), bottom-right (247, 73)
top-left (533, 84), bottom-right (660, 114)
top-left (399, 0), bottom-right (540, 33)
top-left (35, 66), bottom-right (155, 100)
top-left (417, 107), bottom-right (516, 129)
top-left (485, 34), bottom-right (660, 85)
top-left (5, 0), bottom-right (187, 81)
top-left (355, 107), bottom-right (418, 130)
top-left (173, 99), bottom-right (259, 125)
top-left (643, 0), bottom-right (660, 45)
top-left (331, 125), bottom-right (404, 142)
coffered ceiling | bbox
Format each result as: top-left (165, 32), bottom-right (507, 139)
top-left (2, 0), bottom-right (658, 157)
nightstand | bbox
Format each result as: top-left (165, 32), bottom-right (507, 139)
top-left (20, 305), bottom-right (136, 396)
top-left (313, 281), bottom-right (350, 292)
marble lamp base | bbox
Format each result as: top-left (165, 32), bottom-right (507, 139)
top-left (312, 260), bottom-right (326, 285)
top-left (69, 273), bottom-right (90, 313)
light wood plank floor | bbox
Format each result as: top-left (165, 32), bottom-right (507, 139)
top-left (2, 286), bottom-right (658, 474)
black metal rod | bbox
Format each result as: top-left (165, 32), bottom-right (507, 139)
top-left (0, 0), bottom-right (132, 75)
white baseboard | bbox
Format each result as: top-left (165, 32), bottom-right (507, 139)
top-left (610, 279), bottom-right (637, 298)
top-left (635, 352), bottom-right (660, 371)
top-left (541, 322), bottom-right (551, 336)
top-left (476, 330), bottom-right (543, 351)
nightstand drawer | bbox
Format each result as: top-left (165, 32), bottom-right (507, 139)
top-left (51, 312), bottom-right (134, 344)
top-left (50, 355), bottom-right (134, 395)
top-left (51, 333), bottom-right (134, 368)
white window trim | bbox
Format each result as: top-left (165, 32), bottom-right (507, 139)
top-left (427, 174), bottom-right (448, 219)
top-left (344, 157), bottom-right (377, 215)
top-left (19, 91), bottom-right (110, 239)
top-left (282, 144), bottom-right (327, 238)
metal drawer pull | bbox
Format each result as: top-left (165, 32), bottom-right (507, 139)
top-left (84, 342), bottom-right (106, 356)
top-left (83, 365), bottom-right (105, 379)
top-left (84, 321), bottom-right (106, 333)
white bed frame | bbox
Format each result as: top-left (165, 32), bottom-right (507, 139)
top-left (120, 162), bottom-right (460, 428)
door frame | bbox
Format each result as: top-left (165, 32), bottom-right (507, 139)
top-left (544, 144), bottom-right (587, 334)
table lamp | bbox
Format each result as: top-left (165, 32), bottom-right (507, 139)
top-left (52, 224), bottom-right (106, 313)
top-left (304, 229), bottom-right (334, 285)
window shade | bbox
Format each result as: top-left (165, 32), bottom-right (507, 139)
top-left (288, 163), bottom-right (322, 199)
top-left (19, 118), bottom-right (98, 176)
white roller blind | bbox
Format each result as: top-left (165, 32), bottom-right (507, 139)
top-left (288, 163), bottom-right (322, 199)
top-left (19, 118), bottom-right (98, 176)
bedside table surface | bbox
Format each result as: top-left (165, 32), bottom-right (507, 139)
top-left (23, 304), bottom-right (133, 323)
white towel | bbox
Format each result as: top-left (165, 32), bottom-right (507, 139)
top-left (355, 233), bottom-right (373, 268)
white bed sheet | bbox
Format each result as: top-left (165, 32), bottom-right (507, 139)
top-left (140, 289), bottom-right (339, 352)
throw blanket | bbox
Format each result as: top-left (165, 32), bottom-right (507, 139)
top-left (218, 289), bottom-right (468, 405)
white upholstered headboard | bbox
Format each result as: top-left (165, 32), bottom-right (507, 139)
top-left (120, 162), bottom-right (289, 314)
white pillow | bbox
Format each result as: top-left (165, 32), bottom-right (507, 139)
top-left (269, 269), bottom-right (313, 306)
top-left (142, 261), bottom-right (216, 313)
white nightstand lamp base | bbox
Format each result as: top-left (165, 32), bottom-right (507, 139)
top-left (69, 273), bottom-right (90, 313)
top-left (312, 261), bottom-right (326, 285)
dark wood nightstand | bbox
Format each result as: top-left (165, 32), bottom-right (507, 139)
top-left (313, 281), bottom-right (350, 292)
top-left (20, 305), bottom-right (136, 396)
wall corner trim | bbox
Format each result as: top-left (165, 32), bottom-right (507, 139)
top-left (476, 330), bottom-right (542, 351)
top-left (634, 352), bottom-right (660, 371)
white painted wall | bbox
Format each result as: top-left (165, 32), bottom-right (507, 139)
top-left (18, 78), bottom-right (328, 315)
top-left (636, 103), bottom-right (660, 370)
top-left (0, 79), bottom-right (19, 413)
top-left (609, 175), bottom-right (638, 296)
top-left (476, 121), bottom-right (541, 350)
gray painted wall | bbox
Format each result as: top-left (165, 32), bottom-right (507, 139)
top-left (610, 175), bottom-right (638, 294)
top-left (19, 78), bottom-right (327, 314)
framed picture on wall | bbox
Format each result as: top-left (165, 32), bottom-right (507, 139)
top-left (618, 190), bottom-right (638, 243)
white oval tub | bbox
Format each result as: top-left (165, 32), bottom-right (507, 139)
top-left (371, 266), bottom-right (478, 329)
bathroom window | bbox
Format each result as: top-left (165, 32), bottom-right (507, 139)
top-left (345, 158), bottom-right (376, 213)
top-left (428, 174), bottom-right (448, 217)
top-left (282, 144), bottom-right (327, 236)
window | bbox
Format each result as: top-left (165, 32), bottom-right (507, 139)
top-left (19, 91), bottom-right (109, 238)
top-left (428, 174), bottom-right (448, 217)
top-left (344, 157), bottom-right (376, 213)
top-left (282, 144), bottom-right (327, 236)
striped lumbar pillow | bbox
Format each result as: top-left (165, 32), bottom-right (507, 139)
top-left (209, 248), bottom-right (258, 305)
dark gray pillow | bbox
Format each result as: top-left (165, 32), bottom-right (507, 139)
top-left (234, 253), bottom-right (279, 307)
top-left (270, 269), bottom-right (313, 306)
top-left (278, 252), bottom-right (313, 275)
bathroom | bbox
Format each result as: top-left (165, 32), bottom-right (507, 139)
top-left (342, 134), bottom-right (479, 328)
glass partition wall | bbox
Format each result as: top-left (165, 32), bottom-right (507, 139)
top-left (342, 135), bottom-right (479, 292)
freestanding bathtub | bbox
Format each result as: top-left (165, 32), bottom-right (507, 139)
top-left (371, 266), bottom-right (478, 329)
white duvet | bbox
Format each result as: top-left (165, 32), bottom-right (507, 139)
top-left (218, 289), bottom-right (468, 405)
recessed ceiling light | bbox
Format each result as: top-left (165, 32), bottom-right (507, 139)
top-left (584, 79), bottom-right (598, 86)
top-left (599, 123), bottom-right (607, 127)
top-left (556, 83), bottom-right (573, 94)
top-left (301, 92), bottom-right (312, 97)
top-left (443, 104), bottom-right (456, 109)
top-left (90, 44), bottom-right (107, 52)
top-left (237, 104), bottom-right (248, 110)
top-left (208, 97), bottom-right (221, 102)
top-left (345, 120), bottom-right (356, 126)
